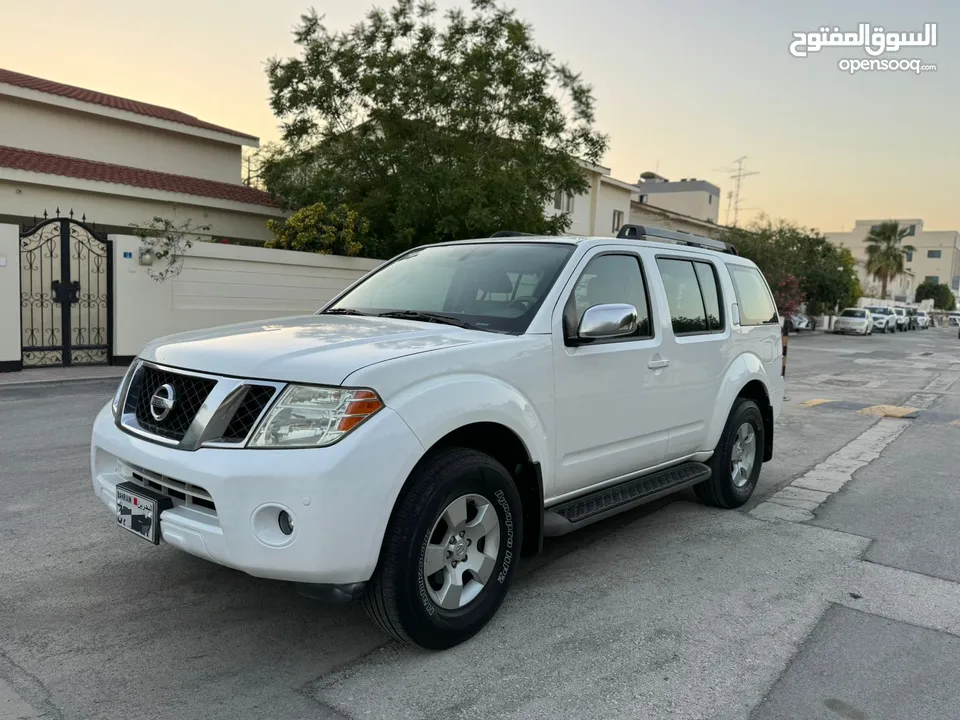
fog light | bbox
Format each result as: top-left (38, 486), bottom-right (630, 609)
top-left (278, 510), bottom-right (294, 536)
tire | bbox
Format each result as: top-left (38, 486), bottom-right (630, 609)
top-left (362, 447), bottom-right (523, 650)
top-left (695, 398), bottom-right (765, 509)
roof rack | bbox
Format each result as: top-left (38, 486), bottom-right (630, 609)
top-left (616, 224), bottom-right (738, 255)
top-left (489, 230), bottom-right (538, 238)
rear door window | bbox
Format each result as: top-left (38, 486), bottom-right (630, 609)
top-left (728, 265), bottom-right (778, 326)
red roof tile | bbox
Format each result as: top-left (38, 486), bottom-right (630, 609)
top-left (0, 68), bottom-right (258, 141)
top-left (0, 145), bottom-right (279, 208)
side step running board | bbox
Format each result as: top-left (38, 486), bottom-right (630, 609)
top-left (543, 462), bottom-right (711, 536)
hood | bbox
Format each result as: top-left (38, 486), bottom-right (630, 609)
top-left (140, 314), bottom-right (499, 385)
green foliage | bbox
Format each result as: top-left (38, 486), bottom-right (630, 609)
top-left (131, 216), bottom-right (211, 282)
top-left (864, 221), bottom-right (915, 299)
top-left (266, 202), bottom-right (369, 256)
top-left (721, 215), bottom-right (859, 315)
top-left (262, 0), bottom-right (608, 258)
top-left (915, 279), bottom-right (957, 310)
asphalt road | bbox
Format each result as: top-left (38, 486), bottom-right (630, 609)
top-left (1, 326), bottom-right (959, 720)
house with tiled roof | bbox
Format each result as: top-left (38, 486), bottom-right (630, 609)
top-left (0, 68), bottom-right (284, 242)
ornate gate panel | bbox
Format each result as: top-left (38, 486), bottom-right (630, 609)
top-left (20, 217), bottom-right (113, 367)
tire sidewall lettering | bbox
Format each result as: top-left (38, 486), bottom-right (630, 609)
top-left (494, 489), bottom-right (515, 584)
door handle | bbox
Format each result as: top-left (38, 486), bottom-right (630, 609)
top-left (647, 358), bottom-right (670, 369)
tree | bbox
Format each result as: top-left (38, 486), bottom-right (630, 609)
top-left (915, 279), bottom-right (957, 310)
top-left (262, 0), bottom-right (608, 258)
top-left (131, 216), bottom-right (211, 282)
top-left (266, 202), bottom-right (369, 256)
top-left (864, 221), bottom-right (916, 299)
top-left (721, 215), bottom-right (859, 315)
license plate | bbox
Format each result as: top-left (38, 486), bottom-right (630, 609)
top-left (116, 482), bottom-right (171, 544)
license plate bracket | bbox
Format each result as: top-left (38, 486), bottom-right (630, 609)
top-left (116, 481), bottom-right (173, 545)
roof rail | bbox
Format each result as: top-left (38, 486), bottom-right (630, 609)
top-left (616, 224), bottom-right (738, 255)
top-left (489, 230), bottom-right (540, 238)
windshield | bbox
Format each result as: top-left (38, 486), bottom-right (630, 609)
top-left (895, 308), bottom-right (905, 316)
top-left (865, 307), bottom-right (885, 314)
top-left (324, 242), bottom-right (575, 333)
top-left (841, 309), bottom-right (865, 318)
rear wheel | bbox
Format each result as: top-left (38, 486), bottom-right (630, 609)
top-left (695, 398), bottom-right (764, 509)
top-left (362, 447), bottom-right (523, 649)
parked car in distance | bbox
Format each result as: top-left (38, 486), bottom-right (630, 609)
top-left (905, 307), bottom-right (919, 330)
top-left (90, 224), bottom-right (785, 650)
top-left (915, 310), bottom-right (930, 329)
top-left (864, 306), bottom-right (895, 333)
top-left (834, 308), bottom-right (873, 335)
top-left (788, 314), bottom-right (811, 332)
top-left (892, 307), bottom-right (909, 331)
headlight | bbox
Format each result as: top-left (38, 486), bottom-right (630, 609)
top-left (248, 385), bottom-right (383, 448)
top-left (111, 361), bottom-right (139, 418)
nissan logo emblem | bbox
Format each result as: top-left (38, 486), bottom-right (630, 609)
top-left (149, 383), bottom-right (177, 421)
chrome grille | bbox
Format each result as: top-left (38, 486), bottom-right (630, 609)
top-left (126, 365), bottom-right (216, 441)
top-left (117, 361), bottom-right (285, 450)
top-left (217, 385), bottom-right (276, 443)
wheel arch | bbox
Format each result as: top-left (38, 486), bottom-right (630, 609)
top-left (385, 421), bottom-right (544, 561)
top-left (736, 379), bottom-right (774, 462)
top-left (706, 355), bottom-right (776, 463)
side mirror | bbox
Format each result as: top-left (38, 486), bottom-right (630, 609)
top-left (571, 303), bottom-right (638, 344)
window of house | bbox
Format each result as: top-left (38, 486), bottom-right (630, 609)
top-left (708, 195), bottom-right (713, 204)
top-left (656, 258), bottom-right (724, 335)
top-left (925, 276), bottom-right (939, 284)
top-left (952, 276), bottom-right (960, 291)
top-left (906, 224), bottom-right (917, 236)
top-left (565, 253), bottom-right (651, 339)
top-left (612, 210), bottom-right (624, 233)
top-left (553, 191), bottom-right (574, 213)
top-left (927, 249), bottom-right (942, 259)
top-left (639, 195), bottom-right (647, 204)
top-left (728, 265), bottom-right (778, 325)
top-left (905, 250), bottom-right (913, 262)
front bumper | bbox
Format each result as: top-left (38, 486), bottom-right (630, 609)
top-left (90, 403), bottom-right (425, 584)
top-left (834, 323), bottom-right (867, 333)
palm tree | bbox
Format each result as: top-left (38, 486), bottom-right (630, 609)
top-left (864, 221), bottom-right (916, 299)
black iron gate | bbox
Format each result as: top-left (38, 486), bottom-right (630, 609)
top-left (20, 215), bottom-right (113, 367)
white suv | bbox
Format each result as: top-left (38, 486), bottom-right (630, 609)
top-left (91, 225), bottom-right (784, 649)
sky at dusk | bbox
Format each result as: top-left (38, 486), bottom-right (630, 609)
top-left (1, 0), bottom-right (955, 233)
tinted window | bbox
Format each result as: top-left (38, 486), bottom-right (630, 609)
top-left (728, 265), bottom-right (778, 325)
top-left (566, 253), bottom-right (651, 338)
top-left (928, 250), bottom-right (942, 258)
top-left (694, 261), bottom-right (723, 331)
top-left (327, 242), bottom-right (574, 333)
top-left (657, 259), bottom-right (707, 334)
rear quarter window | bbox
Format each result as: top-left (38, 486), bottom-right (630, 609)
top-left (727, 264), bottom-right (778, 326)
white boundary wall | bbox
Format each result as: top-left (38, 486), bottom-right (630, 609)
top-left (110, 235), bottom-right (383, 358)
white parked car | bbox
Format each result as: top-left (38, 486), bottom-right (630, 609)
top-left (92, 225), bottom-right (785, 649)
top-left (915, 310), bottom-right (930, 329)
top-left (833, 308), bottom-right (873, 335)
top-left (892, 307), bottom-right (909, 330)
top-left (863, 306), bottom-right (894, 333)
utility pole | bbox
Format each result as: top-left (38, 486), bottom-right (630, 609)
top-left (720, 156), bottom-right (760, 227)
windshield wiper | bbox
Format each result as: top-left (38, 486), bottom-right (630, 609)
top-left (321, 308), bottom-right (370, 316)
top-left (377, 310), bottom-right (486, 331)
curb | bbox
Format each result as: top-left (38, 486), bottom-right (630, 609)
top-left (0, 376), bottom-right (121, 392)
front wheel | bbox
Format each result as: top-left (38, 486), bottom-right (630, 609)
top-left (695, 398), bottom-right (764, 509)
top-left (362, 447), bottom-right (523, 649)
